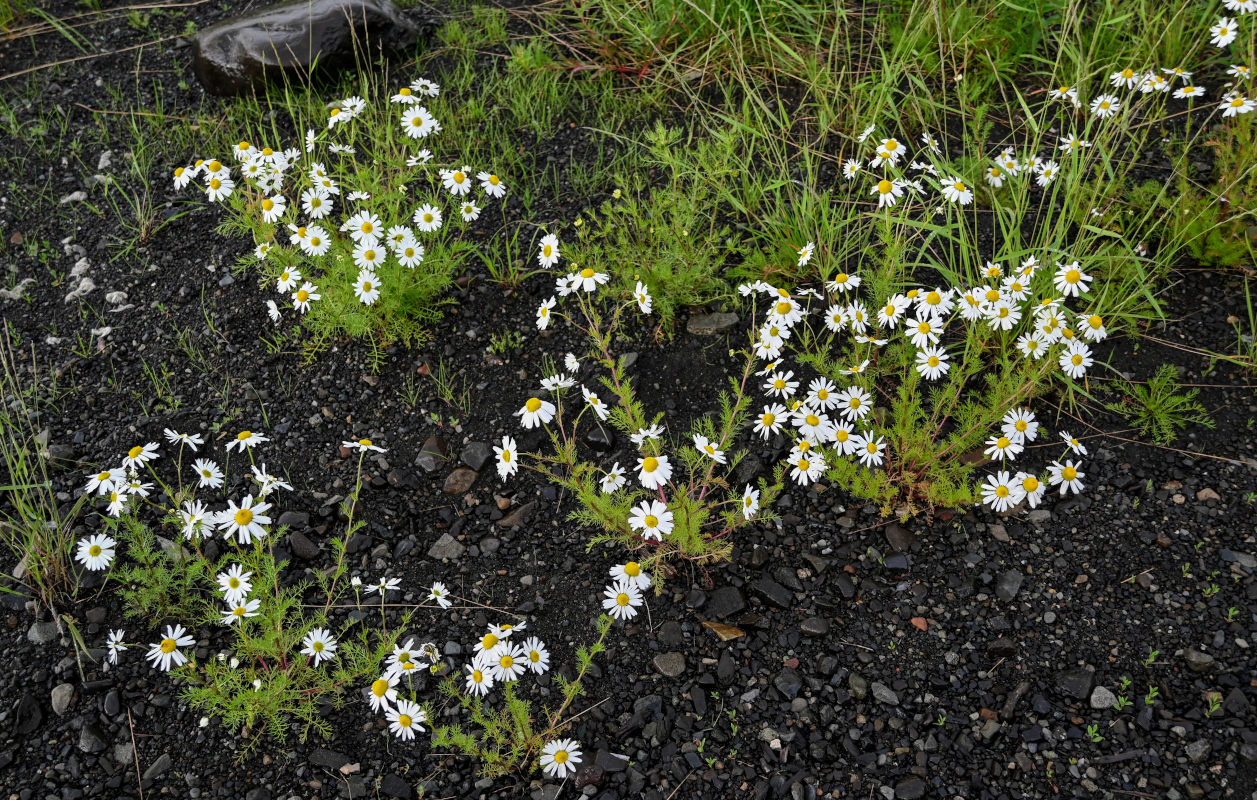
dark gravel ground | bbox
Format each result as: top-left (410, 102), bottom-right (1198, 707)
top-left (2, 3), bottom-right (1257, 800)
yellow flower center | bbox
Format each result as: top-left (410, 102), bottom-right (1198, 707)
top-left (1072, 354), bottom-right (1083, 365)
top-left (877, 179), bottom-right (893, 194)
top-left (372, 679), bottom-right (389, 697)
top-left (525, 397), bottom-right (542, 413)
top-left (362, 281), bottom-right (373, 292)
top-left (234, 509), bottom-right (253, 526)
top-left (554, 751), bottom-right (569, 764)
top-left (453, 171), bottom-right (466, 183)
top-left (797, 458), bottom-right (810, 471)
top-left (209, 179), bottom-right (222, 190)
top-left (998, 308), bottom-right (1009, 318)
top-left (89, 545), bottom-right (102, 557)
top-left (625, 561), bottom-right (640, 577)
top-left (643, 456), bottom-right (659, 473)
top-left (885, 140), bottom-right (898, 151)
top-left (917, 321), bottom-right (930, 334)
top-left (866, 442), bottom-right (877, 453)
top-left (398, 714), bottom-right (411, 728)
top-left (543, 244), bottom-right (552, 257)
top-left (849, 397), bottom-right (861, 408)
top-left (1016, 420), bottom-right (1027, 431)
top-left (399, 87), bottom-right (412, 96)
top-left (644, 515), bottom-right (658, 528)
top-left (161, 638), bottom-right (177, 653)
top-left (616, 593), bottom-right (630, 607)
top-left (1063, 466), bottom-right (1077, 480)
top-left (297, 290), bottom-right (309, 302)
top-left (482, 634), bottom-right (498, 650)
top-left (776, 301), bottom-right (792, 315)
top-left (773, 379), bottom-right (785, 390)
top-left (262, 199), bottom-right (274, 211)
top-left (1066, 269), bottom-right (1080, 284)
top-left (472, 669), bottom-right (484, 682)
top-left (502, 450), bottom-right (511, 462)
top-left (312, 641), bottom-right (324, 652)
top-left (128, 445), bottom-right (144, 459)
top-left (996, 486), bottom-right (1009, 498)
top-left (952, 181), bottom-right (966, 192)
top-left (985, 289), bottom-right (1001, 302)
top-left (928, 356), bottom-right (940, 367)
top-left (233, 606), bottom-right (246, 617)
top-left (229, 577), bottom-right (240, 589)
top-left (1121, 68), bottom-right (1134, 79)
top-left (835, 429), bottom-right (849, 442)
top-left (834, 273), bottom-right (848, 284)
top-left (1088, 315), bottom-right (1103, 329)
top-left (330, 108), bottom-right (340, 117)
top-left (1023, 476), bottom-right (1039, 491)
top-left (581, 268), bottom-right (595, 279)
top-left (817, 389), bottom-right (829, 400)
top-left (806, 414), bottom-right (820, 426)
top-left (885, 304), bottom-right (896, 316)
top-left (207, 160), bottom-right (222, 173)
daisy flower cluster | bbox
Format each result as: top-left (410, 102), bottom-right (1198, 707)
top-left (76, 428), bottom-right (305, 671)
top-left (742, 252), bottom-right (1103, 513)
top-left (76, 419), bottom-right (612, 779)
top-left (173, 78), bottom-right (507, 341)
top-left (501, 252), bottom-right (785, 576)
top-left (364, 637), bottom-right (440, 740)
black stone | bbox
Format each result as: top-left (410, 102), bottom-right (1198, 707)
top-left (13, 694), bottom-right (41, 735)
top-left (885, 524), bottom-right (914, 552)
top-left (895, 777), bottom-right (926, 800)
top-left (584, 424), bottom-right (616, 452)
top-left (752, 576), bottom-right (792, 608)
top-left (414, 434), bottom-right (448, 473)
top-left (774, 668), bottom-right (802, 700)
top-left (460, 442), bottom-right (493, 471)
top-left (996, 570), bottom-right (1023, 602)
top-left (309, 747), bottom-right (351, 770)
top-left (1054, 668), bottom-right (1094, 700)
top-left (289, 530), bottom-right (320, 560)
top-left (192, 0), bottom-right (420, 97)
top-left (379, 774), bottom-right (411, 799)
top-left (78, 724), bottom-right (107, 754)
top-left (707, 586), bottom-right (746, 619)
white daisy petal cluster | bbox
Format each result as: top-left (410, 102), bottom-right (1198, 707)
top-left (174, 78), bottom-right (506, 328)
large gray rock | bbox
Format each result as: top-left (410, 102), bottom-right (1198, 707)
top-left (192, 0), bottom-right (419, 96)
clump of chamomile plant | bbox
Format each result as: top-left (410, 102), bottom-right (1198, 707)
top-left (490, 240), bottom-right (786, 583)
top-left (173, 76), bottom-right (507, 358)
top-left (76, 432), bottom-right (622, 776)
top-left (734, 68), bottom-right (1189, 517)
